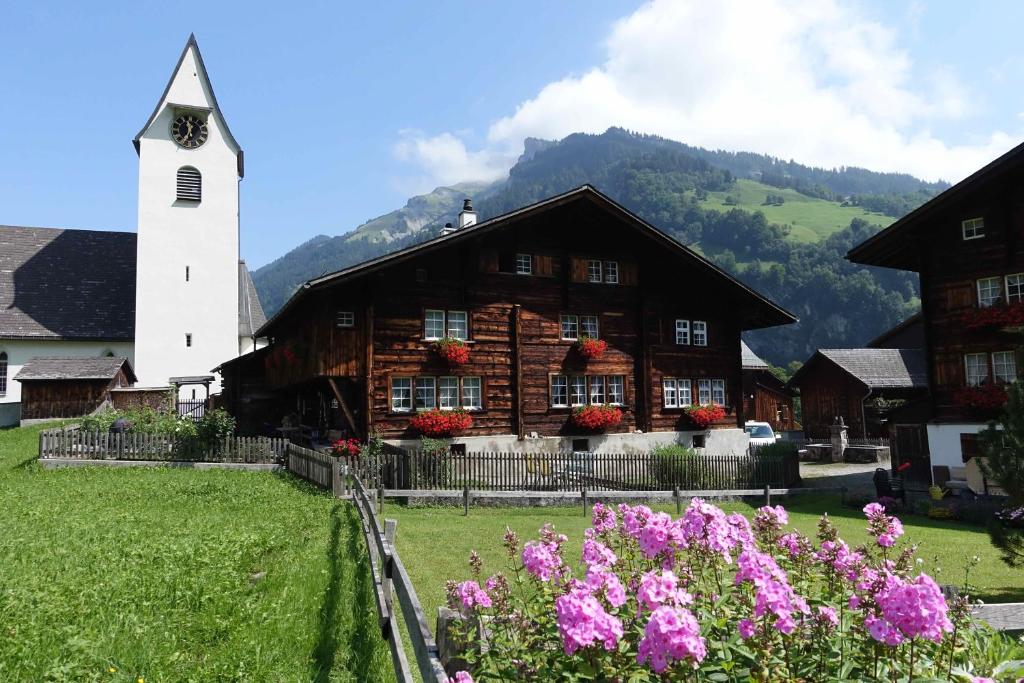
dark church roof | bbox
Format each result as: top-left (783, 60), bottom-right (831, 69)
top-left (0, 226), bottom-right (137, 341)
top-left (15, 356), bottom-right (136, 382)
top-left (238, 260), bottom-right (267, 337)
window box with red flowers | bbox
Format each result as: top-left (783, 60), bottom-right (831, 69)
top-left (574, 336), bottom-right (607, 360)
top-left (433, 337), bottom-right (470, 365)
top-left (961, 301), bottom-right (1024, 331)
top-left (952, 384), bottom-right (1008, 415)
top-left (331, 437), bottom-right (361, 458)
top-left (683, 403), bottom-right (726, 429)
top-left (409, 409), bottom-right (473, 436)
top-left (571, 404), bottom-right (622, 431)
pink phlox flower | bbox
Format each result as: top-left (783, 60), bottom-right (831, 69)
top-left (735, 548), bottom-right (788, 587)
top-left (815, 539), bottom-right (865, 581)
top-left (637, 606), bottom-right (707, 673)
top-left (874, 573), bottom-right (952, 643)
top-left (638, 511), bottom-right (676, 558)
top-left (752, 578), bottom-right (809, 634)
top-left (754, 504), bottom-right (789, 535)
top-left (816, 605), bottom-right (839, 629)
top-left (581, 538), bottom-right (617, 569)
top-left (591, 502), bottom-right (617, 533)
top-left (638, 570), bottom-right (687, 611)
top-left (726, 512), bottom-right (755, 548)
top-left (778, 532), bottom-right (803, 558)
top-left (737, 618), bottom-right (756, 639)
top-left (448, 672), bottom-right (473, 683)
top-left (864, 502), bottom-right (905, 548)
top-left (555, 586), bottom-right (624, 655)
top-left (585, 566), bottom-right (627, 608)
top-left (848, 594), bottom-right (861, 609)
top-left (456, 580), bottom-right (491, 610)
top-left (863, 502), bottom-right (885, 517)
top-left (521, 540), bottom-right (563, 583)
top-left (865, 613), bottom-right (904, 646)
top-left (619, 504), bottom-right (652, 539)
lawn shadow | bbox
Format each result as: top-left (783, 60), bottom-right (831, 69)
top-left (310, 503), bottom-right (345, 683)
top-left (342, 503), bottom-right (379, 678)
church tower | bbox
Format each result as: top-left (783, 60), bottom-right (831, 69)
top-left (133, 35), bottom-right (243, 393)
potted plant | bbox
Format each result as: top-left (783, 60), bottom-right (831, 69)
top-left (571, 404), bottom-right (622, 431)
top-left (434, 336), bottom-right (470, 365)
top-left (574, 336), bottom-right (607, 360)
top-left (410, 409), bottom-right (473, 436)
top-left (961, 301), bottom-right (1024, 331)
top-left (683, 403), bottom-right (726, 429)
top-left (952, 384), bottom-right (1008, 416)
top-left (331, 437), bottom-right (361, 458)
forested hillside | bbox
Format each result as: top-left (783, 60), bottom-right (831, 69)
top-left (253, 128), bottom-right (943, 366)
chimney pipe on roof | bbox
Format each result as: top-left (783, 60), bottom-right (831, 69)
top-left (439, 222), bottom-right (456, 236)
top-left (457, 198), bottom-right (477, 229)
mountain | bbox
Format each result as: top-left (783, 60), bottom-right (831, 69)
top-left (252, 128), bottom-right (946, 365)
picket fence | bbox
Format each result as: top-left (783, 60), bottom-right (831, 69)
top-left (37, 427), bottom-right (286, 463)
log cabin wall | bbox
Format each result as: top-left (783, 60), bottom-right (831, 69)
top-left (19, 369), bottom-right (129, 420)
top-left (919, 179), bottom-right (1024, 422)
top-left (793, 359), bottom-right (867, 438)
top-left (742, 370), bottom-right (797, 432)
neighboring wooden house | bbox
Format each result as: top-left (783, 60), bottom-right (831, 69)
top-left (866, 312), bottom-right (924, 350)
top-left (740, 341), bottom-right (798, 432)
top-left (217, 186), bottom-right (795, 452)
top-left (787, 348), bottom-right (928, 438)
top-left (15, 357), bottom-right (136, 423)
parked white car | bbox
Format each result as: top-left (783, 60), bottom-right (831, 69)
top-left (744, 421), bottom-right (779, 448)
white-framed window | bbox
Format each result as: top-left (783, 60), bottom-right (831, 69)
top-left (336, 311), bottom-right (355, 328)
top-left (693, 321), bottom-right (708, 346)
top-left (462, 377), bottom-right (482, 410)
top-left (698, 379), bottom-right (712, 406)
top-left (679, 379), bottom-right (692, 406)
top-left (447, 311), bottom-right (468, 340)
top-left (551, 375), bottom-right (569, 407)
top-left (587, 259), bottom-right (603, 283)
top-left (415, 377), bottom-right (436, 409)
top-left (1007, 274), bottom-right (1024, 304)
top-left (711, 379), bottom-right (726, 406)
top-left (570, 376), bottom-right (587, 406)
top-left (675, 320), bottom-right (690, 345)
top-left (978, 277), bottom-right (1002, 308)
top-left (663, 378), bottom-right (678, 408)
top-left (962, 217), bottom-right (985, 240)
top-left (424, 309), bottom-right (446, 340)
top-left (0, 351), bottom-right (6, 396)
top-left (965, 353), bottom-right (989, 387)
top-left (439, 377), bottom-right (459, 409)
top-left (993, 351), bottom-right (1017, 384)
top-left (604, 261), bottom-right (619, 284)
top-left (516, 253), bottom-right (533, 275)
top-left (581, 315), bottom-right (599, 339)
top-left (561, 314), bottom-right (579, 340)
top-left (607, 376), bottom-right (624, 405)
top-left (391, 377), bottom-right (413, 412)
top-left (589, 376), bottom-right (605, 404)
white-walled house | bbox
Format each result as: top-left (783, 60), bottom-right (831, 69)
top-left (0, 35), bottom-right (265, 426)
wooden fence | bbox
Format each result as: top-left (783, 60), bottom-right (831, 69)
top-left (286, 443), bottom-right (351, 496)
top-left (38, 427), bottom-right (286, 463)
top-left (346, 450), bottom-right (800, 492)
top-left (350, 477), bottom-right (449, 682)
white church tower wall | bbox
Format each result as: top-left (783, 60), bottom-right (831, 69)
top-left (134, 35), bottom-right (242, 393)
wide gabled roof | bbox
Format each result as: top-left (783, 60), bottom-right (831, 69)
top-left (133, 34), bottom-right (244, 177)
top-left (238, 261), bottom-right (266, 338)
top-left (15, 356), bottom-right (136, 383)
top-left (0, 225), bottom-right (136, 341)
top-left (789, 348), bottom-right (927, 390)
top-left (741, 341), bottom-right (770, 370)
top-left (259, 185), bottom-right (796, 336)
top-left (847, 139), bottom-right (1024, 270)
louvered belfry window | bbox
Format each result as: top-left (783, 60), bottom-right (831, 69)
top-left (176, 166), bottom-right (202, 202)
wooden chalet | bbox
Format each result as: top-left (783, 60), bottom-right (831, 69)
top-left (740, 341), bottom-right (798, 433)
top-left (217, 186), bottom-right (794, 451)
top-left (15, 356), bottom-right (136, 423)
top-left (848, 141), bottom-right (1024, 481)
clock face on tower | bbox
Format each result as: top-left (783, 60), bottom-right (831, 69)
top-left (171, 113), bottom-right (209, 149)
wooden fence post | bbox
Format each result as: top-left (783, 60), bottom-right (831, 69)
top-left (581, 489), bottom-right (588, 517)
top-left (763, 484), bottom-right (771, 506)
top-left (378, 486), bottom-right (384, 515)
top-left (331, 457), bottom-right (343, 498)
top-left (674, 486), bottom-right (681, 515)
top-left (463, 487), bottom-right (470, 516)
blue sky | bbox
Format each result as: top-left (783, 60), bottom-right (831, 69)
top-left (3, 1), bottom-right (1024, 268)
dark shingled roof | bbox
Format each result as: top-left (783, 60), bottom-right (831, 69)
top-left (791, 348), bottom-right (928, 390)
top-left (0, 226), bottom-right (136, 341)
top-left (741, 341), bottom-right (769, 370)
top-left (15, 356), bottom-right (137, 382)
top-left (238, 261), bottom-right (266, 337)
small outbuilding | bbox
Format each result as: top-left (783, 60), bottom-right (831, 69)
top-left (740, 341), bottom-right (799, 433)
top-left (15, 356), bottom-right (136, 423)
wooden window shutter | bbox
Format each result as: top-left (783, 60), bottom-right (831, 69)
top-left (934, 358), bottom-right (959, 387)
top-left (478, 249), bottom-right (499, 273)
top-left (945, 283), bottom-right (973, 310)
top-left (535, 254), bottom-right (554, 277)
top-left (620, 261), bottom-right (638, 286)
top-left (959, 433), bottom-right (979, 462)
top-left (570, 256), bottom-right (588, 282)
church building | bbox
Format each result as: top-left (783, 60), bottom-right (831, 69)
top-left (0, 35), bottom-right (265, 426)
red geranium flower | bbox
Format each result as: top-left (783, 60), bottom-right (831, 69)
top-left (332, 438), bottom-right (361, 457)
top-left (961, 301), bottom-right (1024, 331)
top-left (410, 409), bottom-right (473, 436)
top-left (575, 337), bottom-right (607, 360)
top-left (684, 403), bottom-right (726, 428)
top-left (952, 384), bottom-right (1008, 413)
top-left (571, 404), bottom-right (622, 431)
top-left (434, 337), bottom-right (470, 365)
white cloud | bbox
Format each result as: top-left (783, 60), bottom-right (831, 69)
top-left (397, 0), bottom-right (1019, 188)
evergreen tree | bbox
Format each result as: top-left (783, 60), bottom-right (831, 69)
top-left (978, 381), bottom-right (1024, 567)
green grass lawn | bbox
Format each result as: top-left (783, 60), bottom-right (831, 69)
top-left (384, 494), bottom-right (1024, 634)
top-left (0, 424), bottom-right (390, 682)
top-left (698, 179), bottom-right (895, 243)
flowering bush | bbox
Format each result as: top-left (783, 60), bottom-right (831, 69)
top-left (434, 337), bottom-right (470, 365)
top-left (961, 301), bottom-right (1024, 331)
top-left (953, 384), bottom-right (1009, 414)
top-left (331, 437), bottom-right (361, 457)
top-left (409, 409), bottom-right (473, 436)
top-left (570, 404), bottom-right (622, 431)
top-left (441, 500), bottom-right (1019, 681)
top-left (996, 506), bottom-right (1024, 529)
top-left (684, 403), bottom-right (727, 428)
top-left (574, 337), bottom-right (607, 360)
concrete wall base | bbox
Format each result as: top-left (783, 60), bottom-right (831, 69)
top-left (0, 402), bottom-right (21, 428)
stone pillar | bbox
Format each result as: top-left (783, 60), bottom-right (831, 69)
top-left (830, 417), bottom-right (848, 463)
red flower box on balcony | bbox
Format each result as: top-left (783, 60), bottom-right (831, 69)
top-left (409, 409), bottom-right (473, 436)
top-left (575, 337), bottom-right (607, 360)
top-left (961, 301), bottom-right (1024, 331)
top-left (433, 337), bottom-right (470, 365)
top-left (952, 384), bottom-right (1008, 414)
top-left (571, 404), bottom-right (622, 431)
top-left (684, 403), bottom-right (726, 429)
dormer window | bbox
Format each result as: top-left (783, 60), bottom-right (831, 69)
top-left (176, 166), bottom-right (201, 202)
top-left (962, 217), bottom-right (984, 240)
